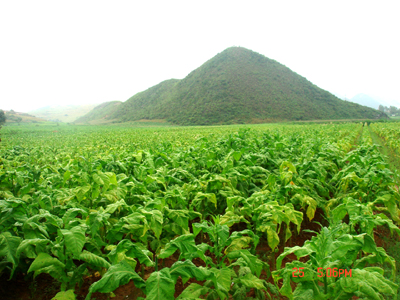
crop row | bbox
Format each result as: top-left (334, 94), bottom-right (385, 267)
top-left (0, 123), bottom-right (399, 299)
top-left (370, 122), bottom-right (400, 154)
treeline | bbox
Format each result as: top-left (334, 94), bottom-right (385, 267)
top-left (379, 105), bottom-right (400, 116)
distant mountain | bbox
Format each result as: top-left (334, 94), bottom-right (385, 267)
top-left (74, 101), bottom-right (122, 124)
top-left (78, 47), bottom-right (387, 125)
top-left (3, 110), bottom-right (46, 123)
top-left (29, 104), bottom-right (99, 123)
top-left (349, 94), bottom-right (382, 110)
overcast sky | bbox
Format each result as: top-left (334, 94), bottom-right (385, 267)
top-left (1, 0), bottom-right (399, 112)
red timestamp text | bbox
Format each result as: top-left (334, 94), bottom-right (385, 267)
top-left (292, 267), bottom-right (305, 277)
top-left (317, 267), bottom-right (352, 277)
top-left (292, 267), bottom-right (352, 278)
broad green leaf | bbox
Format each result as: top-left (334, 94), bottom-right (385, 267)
top-left (16, 238), bottom-right (50, 259)
top-left (0, 190), bottom-right (14, 199)
top-left (73, 185), bottom-right (91, 202)
top-left (193, 192), bottom-right (217, 209)
top-left (107, 172), bottom-right (118, 186)
top-left (292, 282), bottom-right (315, 300)
top-left (224, 236), bottom-right (252, 254)
top-left (139, 209), bottom-right (163, 239)
top-left (220, 211), bottom-right (249, 228)
top-left (146, 268), bottom-right (175, 300)
top-left (63, 208), bottom-right (87, 226)
top-left (60, 225), bottom-right (86, 258)
top-left (159, 234), bottom-right (203, 260)
top-left (176, 283), bottom-right (209, 299)
top-left (133, 151), bottom-right (143, 163)
top-left (211, 267), bottom-right (232, 296)
top-left (276, 245), bottom-right (313, 270)
top-left (86, 260), bottom-right (145, 300)
top-left (79, 251), bottom-right (111, 268)
top-left (28, 252), bottom-right (65, 279)
top-left (108, 239), bottom-right (153, 267)
top-left (303, 195), bottom-right (317, 221)
top-left (52, 289), bottom-right (76, 300)
top-left (336, 268), bottom-right (398, 299)
top-left (165, 209), bottom-right (189, 232)
top-left (63, 171), bottom-right (71, 184)
top-left (0, 232), bottom-right (22, 277)
top-left (232, 151), bottom-right (242, 162)
top-left (236, 273), bottom-right (265, 290)
top-left (93, 173), bottom-right (104, 185)
top-left (170, 260), bottom-right (211, 284)
top-left (267, 226), bottom-right (280, 251)
top-left (227, 250), bottom-right (266, 278)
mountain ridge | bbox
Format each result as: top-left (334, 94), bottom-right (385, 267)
top-left (77, 47), bottom-right (387, 125)
top-left (349, 94), bottom-right (382, 110)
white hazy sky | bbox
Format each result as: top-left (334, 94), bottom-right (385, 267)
top-left (1, 0), bottom-right (399, 112)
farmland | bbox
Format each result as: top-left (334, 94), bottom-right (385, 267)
top-left (1, 122), bottom-right (400, 300)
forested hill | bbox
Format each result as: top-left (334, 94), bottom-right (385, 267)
top-left (75, 101), bottom-right (122, 123)
top-left (77, 47), bottom-right (387, 125)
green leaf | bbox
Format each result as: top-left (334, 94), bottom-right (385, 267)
top-left (211, 267), bottom-right (232, 296)
top-left (303, 195), bottom-right (317, 221)
top-left (235, 273), bottom-right (265, 290)
top-left (60, 225), bottom-right (86, 258)
top-left (63, 171), bottom-right (71, 184)
top-left (86, 260), bottom-right (145, 300)
top-left (165, 209), bottom-right (189, 233)
top-left (267, 226), bottom-right (280, 251)
top-left (292, 283), bottom-right (315, 300)
top-left (107, 172), bottom-right (118, 186)
top-left (16, 238), bottom-right (50, 259)
top-left (335, 268), bottom-right (398, 299)
top-left (0, 190), bottom-right (14, 199)
top-left (193, 192), bottom-right (217, 209)
top-left (170, 260), bottom-right (211, 284)
top-left (227, 250), bottom-right (266, 278)
top-left (159, 234), bottom-right (203, 260)
top-left (280, 161), bottom-right (297, 174)
top-left (232, 151), bottom-right (242, 162)
top-left (105, 199), bottom-right (128, 214)
top-left (108, 239), bottom-right (153, 267)
top-left (73, 185), bottom-right (91, 202)
top-left (79, 251), bottom-right (111, 269)
top-left (0, 232), bottom-right (22, 278)
top-left (139, 209), bottom-right (163, 239)
top-left (63, 208), bottom-right (87, 226)
top-left (52, 289), bottom-right (76, 300)
top-left (28, 252), bottom-right (65, 279)
top-left (177, 283), bottom-right (209, 299)
top-left (93, 173), bottom-right (104, 185)
top-left (133, 151), bottom-right (143, 163)
top-left (146, 268), bottom-right (175, 300)
top-left (224, 236), bottom-right (252, 254)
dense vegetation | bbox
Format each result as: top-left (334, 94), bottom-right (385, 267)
top-left (75, 101), bottom-right (122, 124)
top-left (1, 122), bottom-right (400, 299)
top-left (379, 105), bottom-right (400, 117)
top-left (77, 47), bottom-right (386, 125)
top-left (0, 110), bottom-right (5, 126)
top-left (2, 110), bottom-right (45, 124)
top-left (371, 122), bottom-right (400, 155)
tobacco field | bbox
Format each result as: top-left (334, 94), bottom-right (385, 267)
top-left (1, 122), bottom-right (400, 300)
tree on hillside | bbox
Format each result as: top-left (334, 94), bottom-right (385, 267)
top-left (389, 106), bottom-right (398, 115)
top-left (0, 110), bottom-right (5, 144)
top-left (0, 110), bottom-right (5, 126)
